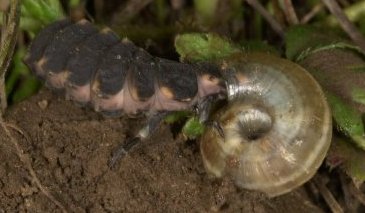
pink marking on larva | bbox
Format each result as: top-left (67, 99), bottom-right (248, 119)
top-left (124, 84), bottom-right (152, 114)
top-left (92, 81), bottom-right (151, 115)
top-left (46, 71), bottom-right (69, 89)
top-left (33, 57), bottom-right (48, 78)
top-left (197, 74), bottom-right (225, 97)
top-left (90, 73), bottom-right (226, 115)
top-left (92, 87), bottom-right (125, 112)
top-left (65, 83), bottom-right (91, 103)
top-left (150, 87), bottom-right (194, 112)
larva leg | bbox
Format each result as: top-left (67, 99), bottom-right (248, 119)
top-left (108, 94), bottom-right (224, 169)
top-left (196, 93), bottom-right (225, 123)
top-left (108, 111), bottom-right (172, 169)
top-left (207, 120), bottom-right (225, 138)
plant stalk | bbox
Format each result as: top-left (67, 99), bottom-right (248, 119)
top-left (0, 0), bottom-right (20, 113)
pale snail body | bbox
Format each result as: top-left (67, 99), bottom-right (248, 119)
top-left (200, 53), bottom-right (332, 197)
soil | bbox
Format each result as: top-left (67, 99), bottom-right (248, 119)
top-left (0, 89), bottom-right (325, 212)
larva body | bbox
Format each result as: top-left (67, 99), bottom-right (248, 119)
top-left (25, 19), bottom-right (224, 116)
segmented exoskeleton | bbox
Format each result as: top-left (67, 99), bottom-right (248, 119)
top-left (25, 19), bottom-right (225, 116)
top-left (24, 19), bottom-right (226, 166)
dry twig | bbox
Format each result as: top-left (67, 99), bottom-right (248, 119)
top-left (111, 0), bottom-right (154, 25)
top-left (245, 0), bottom-right (285, 38)
top-left (348, 182), bottom-right (365, 206)
top-left (301, 3), bottom-right (324, 24)
top-left (279, 0), bottom-right (299, 25)
top-left (313, 175), bottom-right (344, 213)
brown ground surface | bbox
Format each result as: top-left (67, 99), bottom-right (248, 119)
top-left (0, 89), bottom-right (324, 212)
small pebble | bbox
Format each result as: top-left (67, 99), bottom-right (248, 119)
top-left (38, 100), bottom-right (48, 110)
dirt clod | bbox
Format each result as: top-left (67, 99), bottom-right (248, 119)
top-left (0, 90), bottom-right (324, 212)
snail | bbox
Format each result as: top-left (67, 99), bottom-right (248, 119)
top-left (200, 52), bottom-right (332, 197)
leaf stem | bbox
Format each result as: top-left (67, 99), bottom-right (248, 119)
top-left (0, 0), bottom-right (20, 113)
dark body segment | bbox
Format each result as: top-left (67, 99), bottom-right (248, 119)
top-left (25, 19), bottom-right (226, 117)
top-left (66, 28), bottom-right (120, 86)
top-left (24, 19), bottom-right (72, 78)
top-left (91, 40), bottom-right (156, 114)
top-left (156, 59), bottom-right (198, 101)
top-left (64, 28), bottom-right (120, 103)
top-left (94, 40), bottom-right (153, 96)
top-left (42, 20), bottom-right (98, 74)
top-left (128, 61), bottom-right (156, 101)
top-left (41, 20), bottom-right (98, 88)
top-left (196, 62), bottom-right (222, 78)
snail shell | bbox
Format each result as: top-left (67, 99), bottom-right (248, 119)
top-left (200, 53), bottom-right (332, 197)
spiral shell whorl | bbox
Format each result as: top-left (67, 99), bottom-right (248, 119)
top-left (200, 53), bottom-right (332, 197)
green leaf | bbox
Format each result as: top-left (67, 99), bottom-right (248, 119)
top-left (69, 0), bottom-right (82, 8)
top-left (347, 64), bottom-right (365, 73)
top-left (290, 27), bottom-right (365, 150)
top-left (240, 40), bottom-right (279, 55)
top-left (182, 117), bottom-right (205, 139)
top-left (285, 25), bottom-right (346, 60)
top-left (12, 77), bottom-right (41, 103)
top-left (22, 0), bottom-right (64, 25)
top-left (327, 137), bottom-right (365, 182)
top-left (295, 42), bottom-right (365, 62)
top-left (194, 0), bottom-right (219, 24)
top-left (5, 47), bottom-right (27, 96)
top-left (175, 33), bottom-right (241, 62)
top-left (327, 92), bottom-right (365, 149)
top-left (351, 87), bottom-right (365, 106)
top-left (164, 111), bottom-right (191, 124)
top-left (5, 47), bottom-right (41, 103)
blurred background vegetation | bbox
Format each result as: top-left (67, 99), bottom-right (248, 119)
top-left (2, 1), bottom-right (365, 210)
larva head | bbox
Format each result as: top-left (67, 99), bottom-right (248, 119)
top-left (195, 62), bottom-right (226, 97)
top-left (200, 53), bottom-right (332, 197)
